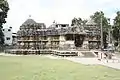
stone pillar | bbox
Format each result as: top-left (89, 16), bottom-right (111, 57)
top-left (46, 36), bottom-right (51, 49)
top-left (59, 36), bottom-right (66, 49)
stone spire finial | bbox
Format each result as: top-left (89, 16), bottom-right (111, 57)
top-left (29, 15), bottom-right (31, 18)
top-left (53, 20), bottom-right (55, 23)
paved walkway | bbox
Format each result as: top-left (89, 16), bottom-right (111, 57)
top-left (65, 57), bottom-right (120, 69)
top-left (45, 55), bottom-right (120, 70)
top-left (65, 57), bottom-right (101, 65)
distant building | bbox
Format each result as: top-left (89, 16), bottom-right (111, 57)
top-left (2, 26), bottom-right (17, 46)
top-left (2, 27), bottom-right (13, 45)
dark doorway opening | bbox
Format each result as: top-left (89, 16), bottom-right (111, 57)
top-left (74, 34), bottom-right (85, 47)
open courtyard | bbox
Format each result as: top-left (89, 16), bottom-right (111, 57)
top-left (0, 55), bottom-right (120, 80)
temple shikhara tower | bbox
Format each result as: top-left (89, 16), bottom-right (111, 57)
top-left (17, 19), bottom-right (46, 51)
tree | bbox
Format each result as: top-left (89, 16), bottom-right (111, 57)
top-left (71, 17), bottom-right (77, 26)
top-left (0, 0), bottom-right (9, 47)
top-left (114, 11), bottom-right (120, 28)
top-left (71, 17), bottom-right (85, 33)
top-left (112, 27), bottom-right (119, 42)
top-left (113, 11), bottom-right (120, 48)
top-left (71, 17), bottom-right (83, 26)
top-left (90, 11), bottom-right (109, 30)
top-left (90, 11), bottom-right (109, 48)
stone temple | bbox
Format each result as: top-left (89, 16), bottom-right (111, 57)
top-left (7, 18), bottom-right (101, 56)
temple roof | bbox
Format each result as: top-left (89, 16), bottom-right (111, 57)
top-left (22, 19), bottom-right (36, 25)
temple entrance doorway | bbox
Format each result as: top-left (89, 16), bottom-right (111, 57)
top-left (74, 34), bottom-right (85, 47)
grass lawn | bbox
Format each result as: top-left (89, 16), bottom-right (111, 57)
top-left (0, 56), bottom-right (120, 80)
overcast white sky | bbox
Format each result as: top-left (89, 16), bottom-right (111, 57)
top-left (4, 0), bottom-right (120, 32)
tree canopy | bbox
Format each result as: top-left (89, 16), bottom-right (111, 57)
top-left (71, 17), bottom-right (82, 26)
top-left (114, 11), bottom-right (120, 28)
top-left (90, 11), bottom-right (110, 31)
top-left (0, 0), bottom-right (9, 46)
top-left (90, 11), bottom-right (110, 48)
top-left (112, 11), bottom-right (120, 47)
